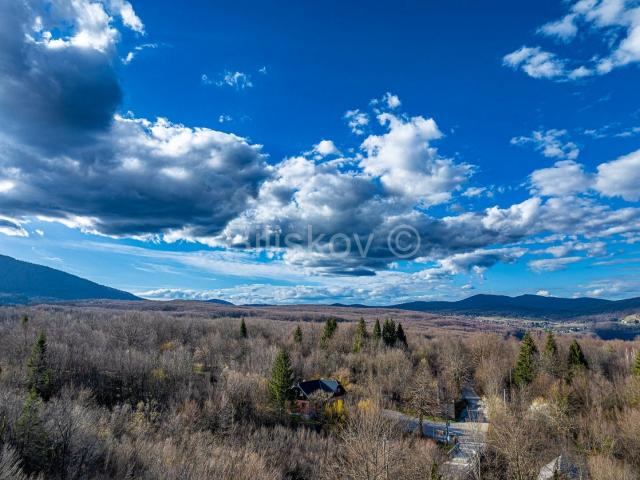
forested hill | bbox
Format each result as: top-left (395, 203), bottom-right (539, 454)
top-left (0, 254), bottom-right (139, 304)
top-left (390, 293), bottom-right (640, 318)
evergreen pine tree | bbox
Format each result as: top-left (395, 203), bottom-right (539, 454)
top-left (543, 330), bottom-right (557, 357)
top-left (382, 319), bottom-right (397, 347)
top-left (321, 318), bottom-right (338, 345)
top-left (372, 319), bottom-right (382, 341)
top-left (15, 388), bottom-right (48, 473)
top-left (26, 332), bottom-right (51, 400)
top-left (268, 348), bottom-right (294, 413)
top-left (633, 350), bottom-right (640, 377)
top-left (240, 318), bottom-right (248, 339)
top-left (352, 318), bottom-right (368, 353)
top-left (567, 340), bottom-right (588, 373)
top-left (542, 330), bottom-right (559, 376)
top-left (293, 325), bottom-right (303, 343)
top-left (396, 323), bottom-right (407, 348)
top-left (513, 331), bottom-right (537, 387)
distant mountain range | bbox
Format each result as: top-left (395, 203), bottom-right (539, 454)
top-left (0, 254), bottom-right (139, 304)
top-left (388, 294), bottom-right (640, 318)
top-left (1, 254), bottom-right (639, 318)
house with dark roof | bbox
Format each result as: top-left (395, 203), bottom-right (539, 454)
top-left (291, 378), bottom-right (345, 418)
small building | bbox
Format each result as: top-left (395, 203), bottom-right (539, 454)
top-left (292, 378), bottom-right (345, 418)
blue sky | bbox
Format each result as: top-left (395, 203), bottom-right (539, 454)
top-left (1, 0), bottom-right (639, 304)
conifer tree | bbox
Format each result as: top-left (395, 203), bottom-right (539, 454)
top-left (26, 332), bottom-right (51, 400)
top-left (15, 388), bottom-right (48, 473)
top-left (543, 330), bottom-right (557, 357)
top-left (352, 318), bottom-right (368, 353)
top-left (513, 331), bottom-right (537, 387)
top-left (293, 325), bottom-right (303, 343)
top-left (321, 318), bottom-right (338, 345)
top-left (396, 323), bottom-right (407, 348)
top-left (633, 350), bottom-right (640, 377)
top-left (542, 330), bottom-right (559, 376)
top-left (240, 318), bottom-right (248, 339)
top-left (567, 340), bottom-right (588, 373)
top-left (372, 319), bottom-right (382, 341)
top-left (268, 348), bottom-right (294, 413)
top-left (382, 319), bottom-right (397, 347)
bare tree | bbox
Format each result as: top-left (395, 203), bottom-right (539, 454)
top-left (331, 406), bottom-right (403, 480)
top-left (404, 361), bottom-right (440, 434)
top-left (487, 402), bottom-right (550, 480)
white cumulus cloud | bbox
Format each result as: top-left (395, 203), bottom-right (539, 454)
top-left (312, 140), bottom-right (340, 157)
top-left (360, 113), bottom-right (472, 205)
top-left (511, 129), bottom-right (580, 161)
top-left (344, 109), bottom-right (370, 135)
top-left (595, 149), bottom-right (640, 201)
top-left (530, 160), bottom-right (592, 196)
top-left (505, 0), bottom-right (640, 80)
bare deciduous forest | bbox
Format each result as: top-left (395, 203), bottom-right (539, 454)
top-left (0, 304), bottom-right (639, 479)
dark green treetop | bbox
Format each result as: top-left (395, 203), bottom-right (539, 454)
top-left (372, 319), bottom-right (382, 341)
top-left (15, 388), bottom-right (48, 473)
top-left (396, 323), bottom-right (407, 348)
top-left (567, 340), bottom-right (588, 371)
top-left (513, 331), bottom-right (538, 387)
top-left (27, 332), bottom-right (51, 400)
top-left (352, 318), bottom-right (368, 353)
top-left (382, 319), bottom-right (397, 347)
top-left (543, 330), bottom-right (558, 358)
top-left (240, 318), bottom-right (248, 339)
top-left (321, 318), bottom-right (338, 345)
top-left (541, 330), bottom-right (560, 376)
top-left (268, 348), bottom-right (295, 413)
top-left (293, 325), bottom-right (303, 343)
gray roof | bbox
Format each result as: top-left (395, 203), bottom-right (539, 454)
top-left (538, 454), bottom-right (583, 480)
top-left (294, 378), bottom-right (345, 399)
